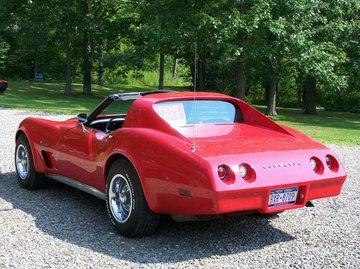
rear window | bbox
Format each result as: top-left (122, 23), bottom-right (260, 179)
top-left (153, 100), bottom-right (242, 127)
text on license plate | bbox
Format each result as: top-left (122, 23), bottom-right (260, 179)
top-left (268, 187), bottom-right (298, 207)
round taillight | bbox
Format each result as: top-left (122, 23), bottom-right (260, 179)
top-left (310, 158), bottom-right (317, 171)
top-left (325, 156), bottom-right (332, 167)
top-left (239, 165), bottom-right (248, 178)
top-left (217, 165), bottom-right (227, 180)
top-left (325, 155), bottom-right (339, 172)
top-left (310, 157), bottom-right (324, 174)
top-left (217, 165), bottom-right (235, 184)
top-left (239, 163), bottom-right (256, 183)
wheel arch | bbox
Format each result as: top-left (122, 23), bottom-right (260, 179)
top-left (15, 129), bottom-right (25, 142)
top-left (104, 153), bottom-right (155, 210)
top-left (104, 153), bottom-right (133, 181)
top-left (15, 129), bottom-right (46, 173)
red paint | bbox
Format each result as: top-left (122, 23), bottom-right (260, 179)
top-left (16, 92), bottom-right (347, 216)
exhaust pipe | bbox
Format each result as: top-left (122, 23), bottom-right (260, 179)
top-left (306, 201), bottom-right (314, 207)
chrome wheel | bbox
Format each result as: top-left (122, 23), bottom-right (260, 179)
top-left (109, 174), bottom-right (133, 223)
top-left (106, 159), bottom-right (160, 237)
top-left (15, 134), bottom-right (47, 190)
top-left (16, 144), bottom-right (29, 180)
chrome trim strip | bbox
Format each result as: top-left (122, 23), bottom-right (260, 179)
top-left (46, 173), bottom-right (106, 200)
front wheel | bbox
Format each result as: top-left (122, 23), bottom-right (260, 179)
top-left (15, 134), bottom-right (47, 189)
top-left (106, 159), bottom-right (160, 237)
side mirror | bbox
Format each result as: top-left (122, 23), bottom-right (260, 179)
top-left (77, 113), bottom-right (87, 124)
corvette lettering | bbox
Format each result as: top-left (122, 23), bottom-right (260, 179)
top-left (263, 162), bottom-right (301, 169)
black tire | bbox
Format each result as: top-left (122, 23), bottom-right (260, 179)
top-left (15, 134), bottom-right (47, 189)
top-left (106, 159), bottom-right (160, 237)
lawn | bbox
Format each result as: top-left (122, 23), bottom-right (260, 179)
top-left (1, 81), bottom-right (359, 146)
top-left (0, 81), bottom-right (155, 114)
top-left (255, 106), bottom-right (360, 146)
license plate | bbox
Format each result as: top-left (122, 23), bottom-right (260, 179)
top-left (268, 187), bottom-right (298, 207)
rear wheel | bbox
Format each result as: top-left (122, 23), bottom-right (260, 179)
top-left (106, 159), bottom-right (160, 237)
top-left (15, 134), bottom-right (47, 189)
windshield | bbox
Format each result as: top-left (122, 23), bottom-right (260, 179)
top-left (153, 100), bottom-right (243, 127)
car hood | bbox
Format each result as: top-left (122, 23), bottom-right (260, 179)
top-left (176, 123), bottom-right (326, 157)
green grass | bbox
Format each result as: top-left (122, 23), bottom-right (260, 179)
top-left (1, 81), bottom-right (359, 145)
top-left (0, 81), bottom-right (156, 114)
top-left (255, 106), bottom-right (360, 146)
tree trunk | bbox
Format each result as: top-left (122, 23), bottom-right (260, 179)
top-left (265, 78), bottom-right (278, 116)
top-left (65, 14), bottom-right (72, 96)
top-left (297, 87), bottom-right (302, 104)
top-left (304, 75), bottom-right (317, 114)
top-left (82, 36), bottom-right (92, 95)
top-left (235, 0), bottom-right (247, 99)
top-left (159, 52), bottom-right (165, 90)
top-left (265, 56), bottom-right (279, 116)
top-left (190, 64), bottom-right (195, 87)
top-left (34, 46), bottom-right (39, 75)
top-left (172, 58), bottom-right (179, 80)
top-left (98, 44), bottom-right (104, 86)
top-left (236, 53), bottom-right (246, 100)
top-left (172, 48), bottom-right (179, 80)
top-left (82, 1), bottom-right (92, 95)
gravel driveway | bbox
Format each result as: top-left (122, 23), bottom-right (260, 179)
top-left (0, 108), bottom-right (359, 269)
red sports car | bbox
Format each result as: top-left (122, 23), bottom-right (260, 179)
top-left (15, 91), bottom-right (347, 237)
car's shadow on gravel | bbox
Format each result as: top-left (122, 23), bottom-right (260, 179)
top-left (0, 172), bottom-right (295, 263)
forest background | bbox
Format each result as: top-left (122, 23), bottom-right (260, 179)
top-left (0, 0), bottom-right (359, 115)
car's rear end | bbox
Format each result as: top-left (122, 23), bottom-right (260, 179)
top-left (204, 146), bottom-right (346, 215)
top-left (146, 93), bottom-right (347, 217)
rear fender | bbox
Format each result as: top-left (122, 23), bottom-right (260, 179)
top-left (106, 129), bottom-right (214, 214)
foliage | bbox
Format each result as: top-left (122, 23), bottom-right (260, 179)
top-left (0, 0), bottom-right (358, 113)
top-left (320, 90), bottom-right (360, 113)
top-left (0, 38), bottom-right (9, 71)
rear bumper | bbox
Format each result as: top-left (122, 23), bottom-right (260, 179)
top-left (151, 175), bottom-right (346, 216)
top-left (212, 176), bottom-right (346, 214)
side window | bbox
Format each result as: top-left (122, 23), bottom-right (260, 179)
top-left (98, 100), bottom-right (133, 118)
top-left (88, 100), bottom-right (134, 132)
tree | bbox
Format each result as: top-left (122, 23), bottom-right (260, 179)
top-left (62, 0), bottom-right (77, 96)
top-left (288, 0), bottom-right (348, 114)
top-left (0, 0), bottom-right (358, 115)
top-left (0, 38), bottom-right (9, 74)
top-left (127, 0), bottom-right (185, 89)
